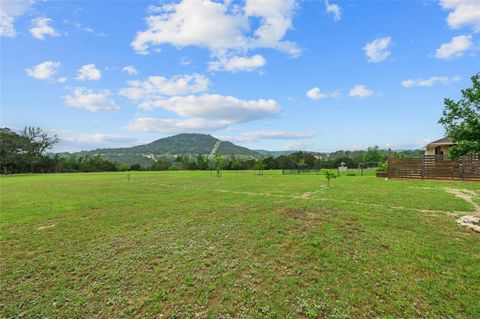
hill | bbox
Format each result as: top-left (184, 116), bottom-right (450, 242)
top-left (72, 133), bottom-right (260, 166)
top-left (254, 150), bottom-right (300, 157)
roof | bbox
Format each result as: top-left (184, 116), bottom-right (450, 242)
top-left (426, 137), bottom-right (455, 147)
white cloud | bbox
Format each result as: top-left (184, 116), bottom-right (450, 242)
top-left (306, 87), bottom-right (339, 100)
top-left (440, 0), bottom-right (480, 32)
top-left (75, 64), bottom-right (102, 81)
top-left (57, 77), bottom-right (67, 83)
top-left (127, 117), bottom-right (231, 133)
top-left (220, 130), bottom-right (316, 142)
top-left (72, 22), bottom-right (107, 37)
top-left (25, 61), bottom-right (61, 80)
top-left (119, 74), bottom-right (209, 101)
top-left (0, 0), bottom-right (35, 37)
top-left (325, 0), bottom-right (341, 21)
top-left (401, 76), bottom-right (460, 88)
top-left (363, 36), bottom-right (392, 63)
top-left (140, 94), bottom-right (280, 122)
top-left (131, 0), bottom-right (300, 58)
top-left (52, 129), bottom-right (139, 152)
top-left (122, 65), bottom-right (138, 75)
top-left (127, 94), bottom-right (281, 133)
top-left (435, 35), bottom-right (472, 59)
top-left (208, 54), bottom-right (266, 72)
top-left (63, 87), bottom-right (119, 112)
top-left (349, 85), bottom-right (374, 97)
top-left (74, 133), bottom-right (136, 144)
top-left (30, 17), bottom-right (59, 40)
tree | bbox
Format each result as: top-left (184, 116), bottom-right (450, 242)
top-left (21, 127), bottom-right (59, 156)
top-left (254, 159), bottom-right (265, 175)
top-left (20, 127), bottom-right (59, 172)
top-left (0, 128), bottom-right (29, 173)
top-left (439, 73), bottom-right (480, 158)
top-left (363, 146), bottom-right (387, 164)
top-left (323, 170), bottom-right (337, 187)
top-left (214, 153), bottom-right (223, 177)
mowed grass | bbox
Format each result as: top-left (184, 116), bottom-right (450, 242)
top-left (1, 171), bottom-right (479, 318)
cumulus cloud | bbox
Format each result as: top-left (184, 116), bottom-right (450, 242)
top-left (131, 0), bottom-right (300, 59)
top-left (141, 94), bottom-right (280, 122)
top-left (30, 17), bottom-right (59, 40)
top-left (25, 61), bottom-right (61, 80)
top-left (435, 35), bottom-right (472, 59)
top-left (349, 85), bottom-right (374, 97)
top-left (122, 65), bottom-right (138, 75)
top-left (63, 87), bottom-right (119, 112)
top-left (0, 0), bottom-right (35, 37)
top-left (119, 74), bottom-right (209, 101)
top-left (220, 130), bottom-right (316, 142)
top-left (401, 76), bottom-right (460, 88)
top-left (440, 0), bottom-right (480, 32)
top-left (363, 36), bottom-right (392, 63)
top-left (325, 0), bottom-right (341, 21)
top-left (306, 87), bottom-right (339, 100)
top-left (127, 117), bottom-right (232, 133)
top-left (126, 94), bottom-right (280, 133)
top-left (208, 54), bottom-right (266, 72)
top-left (75, 64), bottom-right (102, 81)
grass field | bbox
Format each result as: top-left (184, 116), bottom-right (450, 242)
top-left (1, 171), bottom-right (480, 318)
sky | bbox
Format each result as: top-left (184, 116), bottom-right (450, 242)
top-left (1, 0), bottom-right (479, 152)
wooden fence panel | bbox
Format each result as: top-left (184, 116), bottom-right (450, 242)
top-left (387, 155), bottom-right (479, 181)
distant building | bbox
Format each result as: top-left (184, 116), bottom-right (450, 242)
top-left (425, 137), bottom-right (456, 156)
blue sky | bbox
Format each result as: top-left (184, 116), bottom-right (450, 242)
top-left (1, 0), bottom-right (478, 152)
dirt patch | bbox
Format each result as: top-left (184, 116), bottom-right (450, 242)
top-left (446, 188), bottom-right (480, 213)
top-left (277, 207), bottom-right (326, 233)
top-left (37, 224), bottom-right (55, 230)
top-left (446, 188), bottom-right (480, 233)
top-left (297, 191), bottom-right (320, 199)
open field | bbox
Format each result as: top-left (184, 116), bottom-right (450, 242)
top-left (1, 171), bottom-right (480, 318)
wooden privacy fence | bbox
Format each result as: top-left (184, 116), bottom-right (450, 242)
top-left (387, 155), bottom-right (480, 181)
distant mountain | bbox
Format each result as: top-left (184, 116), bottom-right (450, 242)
top-left (71, 133), bottom-right (260, 166)
top-left (254, 150), bottom-right (300, 157)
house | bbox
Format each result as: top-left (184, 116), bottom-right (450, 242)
top-left (425, 137), bottom-right (456, 156)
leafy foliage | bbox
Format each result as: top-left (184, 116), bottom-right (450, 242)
top-left (439, 73), bottom-right (480, 158)
top-left (0, 127), bottom-right (59, 173)
top-left (323, 170), bottom-right (338, 187)
top-left (363, 146), bottom-right (388, 164)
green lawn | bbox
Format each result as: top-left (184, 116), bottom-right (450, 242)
top-left (1, 171), bottom-right (479, 318)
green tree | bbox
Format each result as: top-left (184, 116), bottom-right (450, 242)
top-left (363, 146), bottom-right (387, 164)
top-left (323, 170), bottom-right (337, 187)
top-left (214, 153), bottom-right (223, 177)
top-left (439, 73), bottom-right (480, 158)
top-left (0, 128), bottom-right (29, 173)
top-left (254, 159), bottom-right (265, 175)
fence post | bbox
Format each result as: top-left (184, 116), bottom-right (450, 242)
top-left (461, 156), bottom-right (465, 181)
top-left (421, 156), bottom-right (425, 180)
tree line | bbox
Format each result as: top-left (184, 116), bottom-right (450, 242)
top-left (0, 126), bottom-right (416, 174)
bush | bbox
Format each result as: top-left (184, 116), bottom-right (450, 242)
top-left (376, 161), bottom-right (388, 172)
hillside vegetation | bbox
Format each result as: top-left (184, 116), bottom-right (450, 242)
top-left (71, 133), bottom-right (260, 165)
